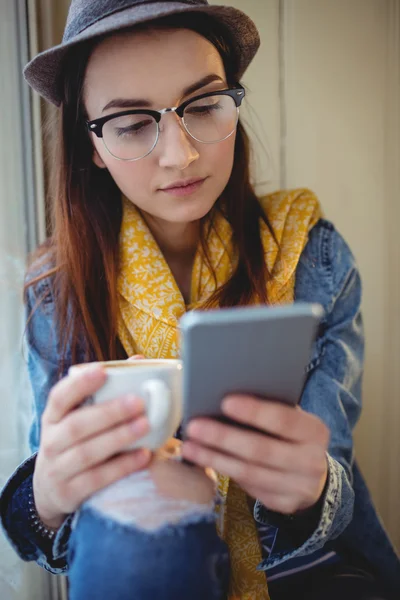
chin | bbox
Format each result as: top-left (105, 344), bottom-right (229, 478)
top-left (161, 196), bottom-right (218, 224)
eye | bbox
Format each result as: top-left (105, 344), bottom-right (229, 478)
top-left (185, 102), bottom-right (223, 116)
top-left (115, 118), bottom-right (154, 137)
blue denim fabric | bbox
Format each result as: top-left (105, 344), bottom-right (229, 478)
top-left (1, 218), bottom-right (399, 597)
top-left (68, 505), bottom-right (230, 600)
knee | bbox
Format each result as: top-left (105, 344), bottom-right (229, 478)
top-left (68, 506), bottom-right (229, 600)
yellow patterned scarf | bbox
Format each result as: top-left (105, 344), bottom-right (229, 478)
top-left (117, 189), bottom-right (321, 599)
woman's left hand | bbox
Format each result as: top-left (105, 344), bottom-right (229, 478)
top-left (182, 395), bottom-right (330, 514)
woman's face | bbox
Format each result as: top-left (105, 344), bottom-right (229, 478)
top-left (83, 28), bottom-right (236, 224)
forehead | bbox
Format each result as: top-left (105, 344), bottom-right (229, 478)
top-left (83, 28), bottom-right (226, 115)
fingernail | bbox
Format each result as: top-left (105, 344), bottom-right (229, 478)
top-left (127, 355), bottom-right (145, 361)
top-left (123, 395), bottom-right (143, 409)
top-left (131, 417), bottom-right (149, 437)
top-left (186, 421), bottom-right (201, 437)
top-left (137, 449), bottom-right (152, 463)
top-left (83, 364), bottom-right (104, 378)
top-left (222, 397), bottom-right (237, 412)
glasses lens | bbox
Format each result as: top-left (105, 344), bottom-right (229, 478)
top-left (183, 94), bottom-right (239, 143)
top-left (102, 113), bottom-right (158, 160)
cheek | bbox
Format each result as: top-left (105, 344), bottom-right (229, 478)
top-left (107, 161), bottom-right (154, 200)
top-left (204, 135), bottom-right (236, 186)
top-left (93, 137), bottom-right (154, 197)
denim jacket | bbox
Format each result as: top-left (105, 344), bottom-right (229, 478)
top-left (1, 219), bottom-right (399, 596)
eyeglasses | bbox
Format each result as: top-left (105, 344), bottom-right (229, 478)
top-left (86, 84), bottom-right (245, 162)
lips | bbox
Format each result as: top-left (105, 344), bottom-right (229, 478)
top-left (158, 177), bottom-right (207, 198)
top-left (160, 177), bottom-right (206, 191)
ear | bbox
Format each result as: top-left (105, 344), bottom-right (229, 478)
top-left (93, 148), bottom-right (107, 169)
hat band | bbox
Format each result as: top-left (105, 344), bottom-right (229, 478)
top-left (64, 0), bottom-right (208, 42)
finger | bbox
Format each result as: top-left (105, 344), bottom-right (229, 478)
top-left (186, 419), bottom-right (326, 477)
top-left (127, 355), bottom-right (145, 361)
top-left (52, 416), bottom-right (150, 480)
top-left (65, 448), bottom-right (152, 508)
top-left (222, 396), bottom-right (330, 446)
top-left (46, 395), bottom-right (146, 456)
top-left (44, 365), bottom-right (107, 425)
top-left (182, 441), bottom-right (317, 501)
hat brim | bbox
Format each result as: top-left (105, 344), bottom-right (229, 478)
top-left (24, 2), bottom-right (260, 106)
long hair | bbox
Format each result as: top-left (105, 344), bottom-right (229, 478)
top-left (25, 13), bottom-right (275, 370)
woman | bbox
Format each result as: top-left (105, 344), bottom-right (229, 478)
top-left (0, 1), bottom-right (399, 599)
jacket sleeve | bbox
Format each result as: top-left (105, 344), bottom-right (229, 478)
top-left (0, 275), bottom-right (73, 574)
top-left (254, 219), bottom-right (364, 568)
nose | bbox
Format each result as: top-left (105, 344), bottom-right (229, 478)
top-left (157, 113), bottom-right (200, 170)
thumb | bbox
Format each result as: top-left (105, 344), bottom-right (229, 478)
top-left (127, 355), bottom-right (146, 361)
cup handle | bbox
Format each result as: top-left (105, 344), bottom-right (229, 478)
top-left (140, 379), bottom-right (171, 430)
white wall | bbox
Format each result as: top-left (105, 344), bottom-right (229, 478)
top-left (214, 0), bottom-right (400, 548)
top-left (229, 0), bottom-right (282, 195)
top-left (282, 0), bottom-right (400, 547)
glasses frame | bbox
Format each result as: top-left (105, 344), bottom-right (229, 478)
top-left (86, 84), bottom-right (246, 162)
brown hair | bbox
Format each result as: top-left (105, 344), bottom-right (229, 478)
top-left (26, 13), bottom-right (275, 371)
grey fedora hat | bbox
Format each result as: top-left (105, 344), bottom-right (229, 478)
top-left (24, 0), bottom-right (260, 107)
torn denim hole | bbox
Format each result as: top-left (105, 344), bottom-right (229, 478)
top-left (83, 467), bottom-right (217, 532)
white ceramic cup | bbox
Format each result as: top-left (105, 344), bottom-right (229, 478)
top-left (69, 359), bottom-right (183, 451)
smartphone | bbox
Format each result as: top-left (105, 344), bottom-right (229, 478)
top-left (179, 302), bottom-right (324, 430)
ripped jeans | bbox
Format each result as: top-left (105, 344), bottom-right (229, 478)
top-left (67, 460), bottom-right (230, 600)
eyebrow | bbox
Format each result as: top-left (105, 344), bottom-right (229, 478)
top-left (102, 74), bottom-right (226, 113)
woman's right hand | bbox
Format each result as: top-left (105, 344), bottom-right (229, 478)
top-left (33, 364), bottom-right (152, 530)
